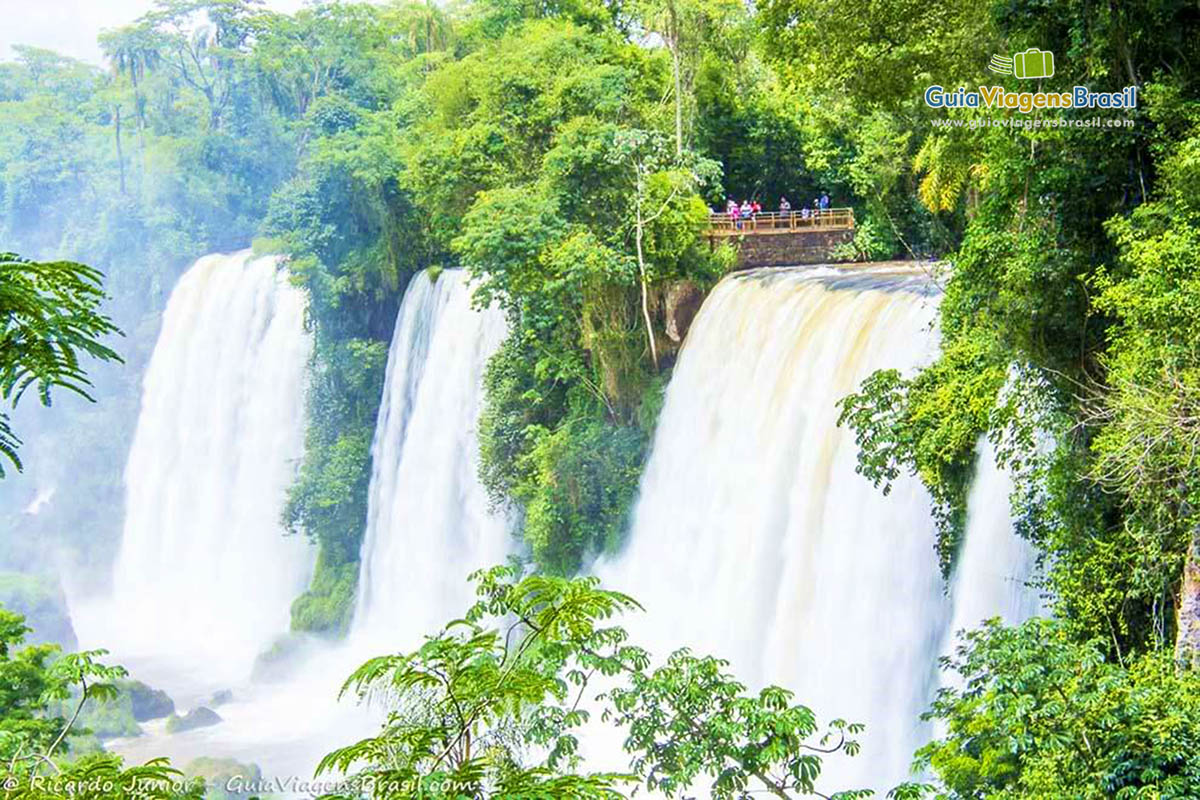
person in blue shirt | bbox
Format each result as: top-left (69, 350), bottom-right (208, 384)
top-left (819, 192), bottom-right (830, 211)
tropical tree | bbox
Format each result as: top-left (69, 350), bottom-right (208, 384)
top-left (607, 128), bottom-right (717, 369)
top-left (633, 0), bottom-right (748, 157)
top-left (319, 565), bottom-right (879, 800)
top-left (0, 253), bottom-right (121, 477)
top-left (136, 0), bottom-right (263, 129)
top-left (390, 0), bottom-right (455, 57)
top-left (99, 25), bottom-right (162, 134)
top-left (0, 606), bottom-right (202, 800)
top-left (919, 619), bottom-right (1200, 798)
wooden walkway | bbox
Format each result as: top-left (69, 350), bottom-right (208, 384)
top-left (708, 208), bottom-right (855, 236)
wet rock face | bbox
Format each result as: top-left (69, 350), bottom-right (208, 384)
top-left (165, 706), bottom-right (222, 733)
top-left (126, 681), bottom-right (175, 721)
top-left (665, 280), bottom-right (705, 343)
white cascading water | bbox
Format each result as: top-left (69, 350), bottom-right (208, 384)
top-left (76, 258), bottom-right (1037, 791)
top-left (94, 266), bottom-right (512, 787)
top-left (945, 436), bottom-right (1041, 645)
top-left (352, 268), bottom-right (510, 646)
top-left (599, 266), bottom-right (955, 791)
top-left (77, 251), bottom-right (314, 691)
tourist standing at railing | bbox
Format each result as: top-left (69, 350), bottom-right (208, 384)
top-left (751, 199), bottom-right (761, 218)
top-left (779, 197), bottom-right (791, 214)
top-left (819, 192), bottom-right (830, 212)
top-left (740, 199), bottom-right (752, 225)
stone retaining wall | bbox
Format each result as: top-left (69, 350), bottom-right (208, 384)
top-left (709, 229), bottom-right (854, 269)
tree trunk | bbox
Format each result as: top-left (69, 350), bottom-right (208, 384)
top-left (634, 174), bottom-right (659, 371)
top-left (114, 106), bottom-right (126, 194)
top-left (1176, 524), bottom-right (1200, 671)
top-left (131, 70), bottom-right (145, 133)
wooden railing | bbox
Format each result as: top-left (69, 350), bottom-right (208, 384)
top-left (707, 207), bottom-right (855, 235)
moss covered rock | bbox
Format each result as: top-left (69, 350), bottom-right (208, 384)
top-left (165, 706), bottom-right (221, 733)
top-left (49, 692), bottom-right (141, 740)
top-left (289, 554), bottom-right (357, 636)
top-left (124, 680), bottom-right (175, 721)
top-left (0, 572), bottom-right (76, 648)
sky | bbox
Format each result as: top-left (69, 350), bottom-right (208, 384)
top-left (0, 0), bottom-right (312, 65)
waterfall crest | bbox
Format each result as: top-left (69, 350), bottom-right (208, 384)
top-left (352, 269), bottom-right (510, 645)
top-left (85, 251), bottom-right (314, 689)
top-left (598, 268), bottom-right (949, 788)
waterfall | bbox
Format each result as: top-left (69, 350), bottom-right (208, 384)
top-left (97, 268), bottom-right (510, 783)
top-left (945, 437), bottom-right (1041, 646)
top-left (597, 267), bottom-right (949, 789)
top-left (81, 251), bottom-right (314, 690)
top-left (352, 269), bottom-right (510, 646)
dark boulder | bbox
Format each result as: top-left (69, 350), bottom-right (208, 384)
top-left (165, 706), bottom-right (221, 733)
top-left (665, 280), bottom-right (705, 343)
top-left (125, 681), bottom-right (175, 721)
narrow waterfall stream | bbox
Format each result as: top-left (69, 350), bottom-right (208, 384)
top-left (352, 268), bottom-right (511, 647)
top-left (76, 251), bottom-right (314, 692)
top-left (598, 266), bottom-right (1033, 790)
top-left (946, 436), bottom-right (1042, 641)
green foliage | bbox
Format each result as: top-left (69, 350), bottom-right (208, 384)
top-left (518, 413), bottom-right (647, 574)
top-left (0, 605), bottom-right (198, 799)
top-left (0, 573), bottom-right (75, 649)
top-left (829, 216), bottom-right (897, 263)
top-left (417, 17), bottom-right (732, 571)
top-left (837, 335), bottom-right (1006, 573)
top-left (454, 188), bottom-right (569, 316)
top-left (282, 357), bottom-right (378, 635)
top-left (478, 334), bottom-right (652, 573)
top-left (759, 0), bottom-right (992, 110)
top-left (290, 550), bottom-right (361, 636)
top-left (320, 565), bottom-right (868, 799)
top-left (0, 607), bottom-right (64, 761)
top-left (0, 253), bottom-right (121, 476)
top-left (1091, 204), bottom-right (1200, 531)
top-left (609, 652), bottom-right (869, 798)
top-left (773, 8), bottom-right (1200, 790)
top-left (920, 619), bottom-right (1200, 798)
